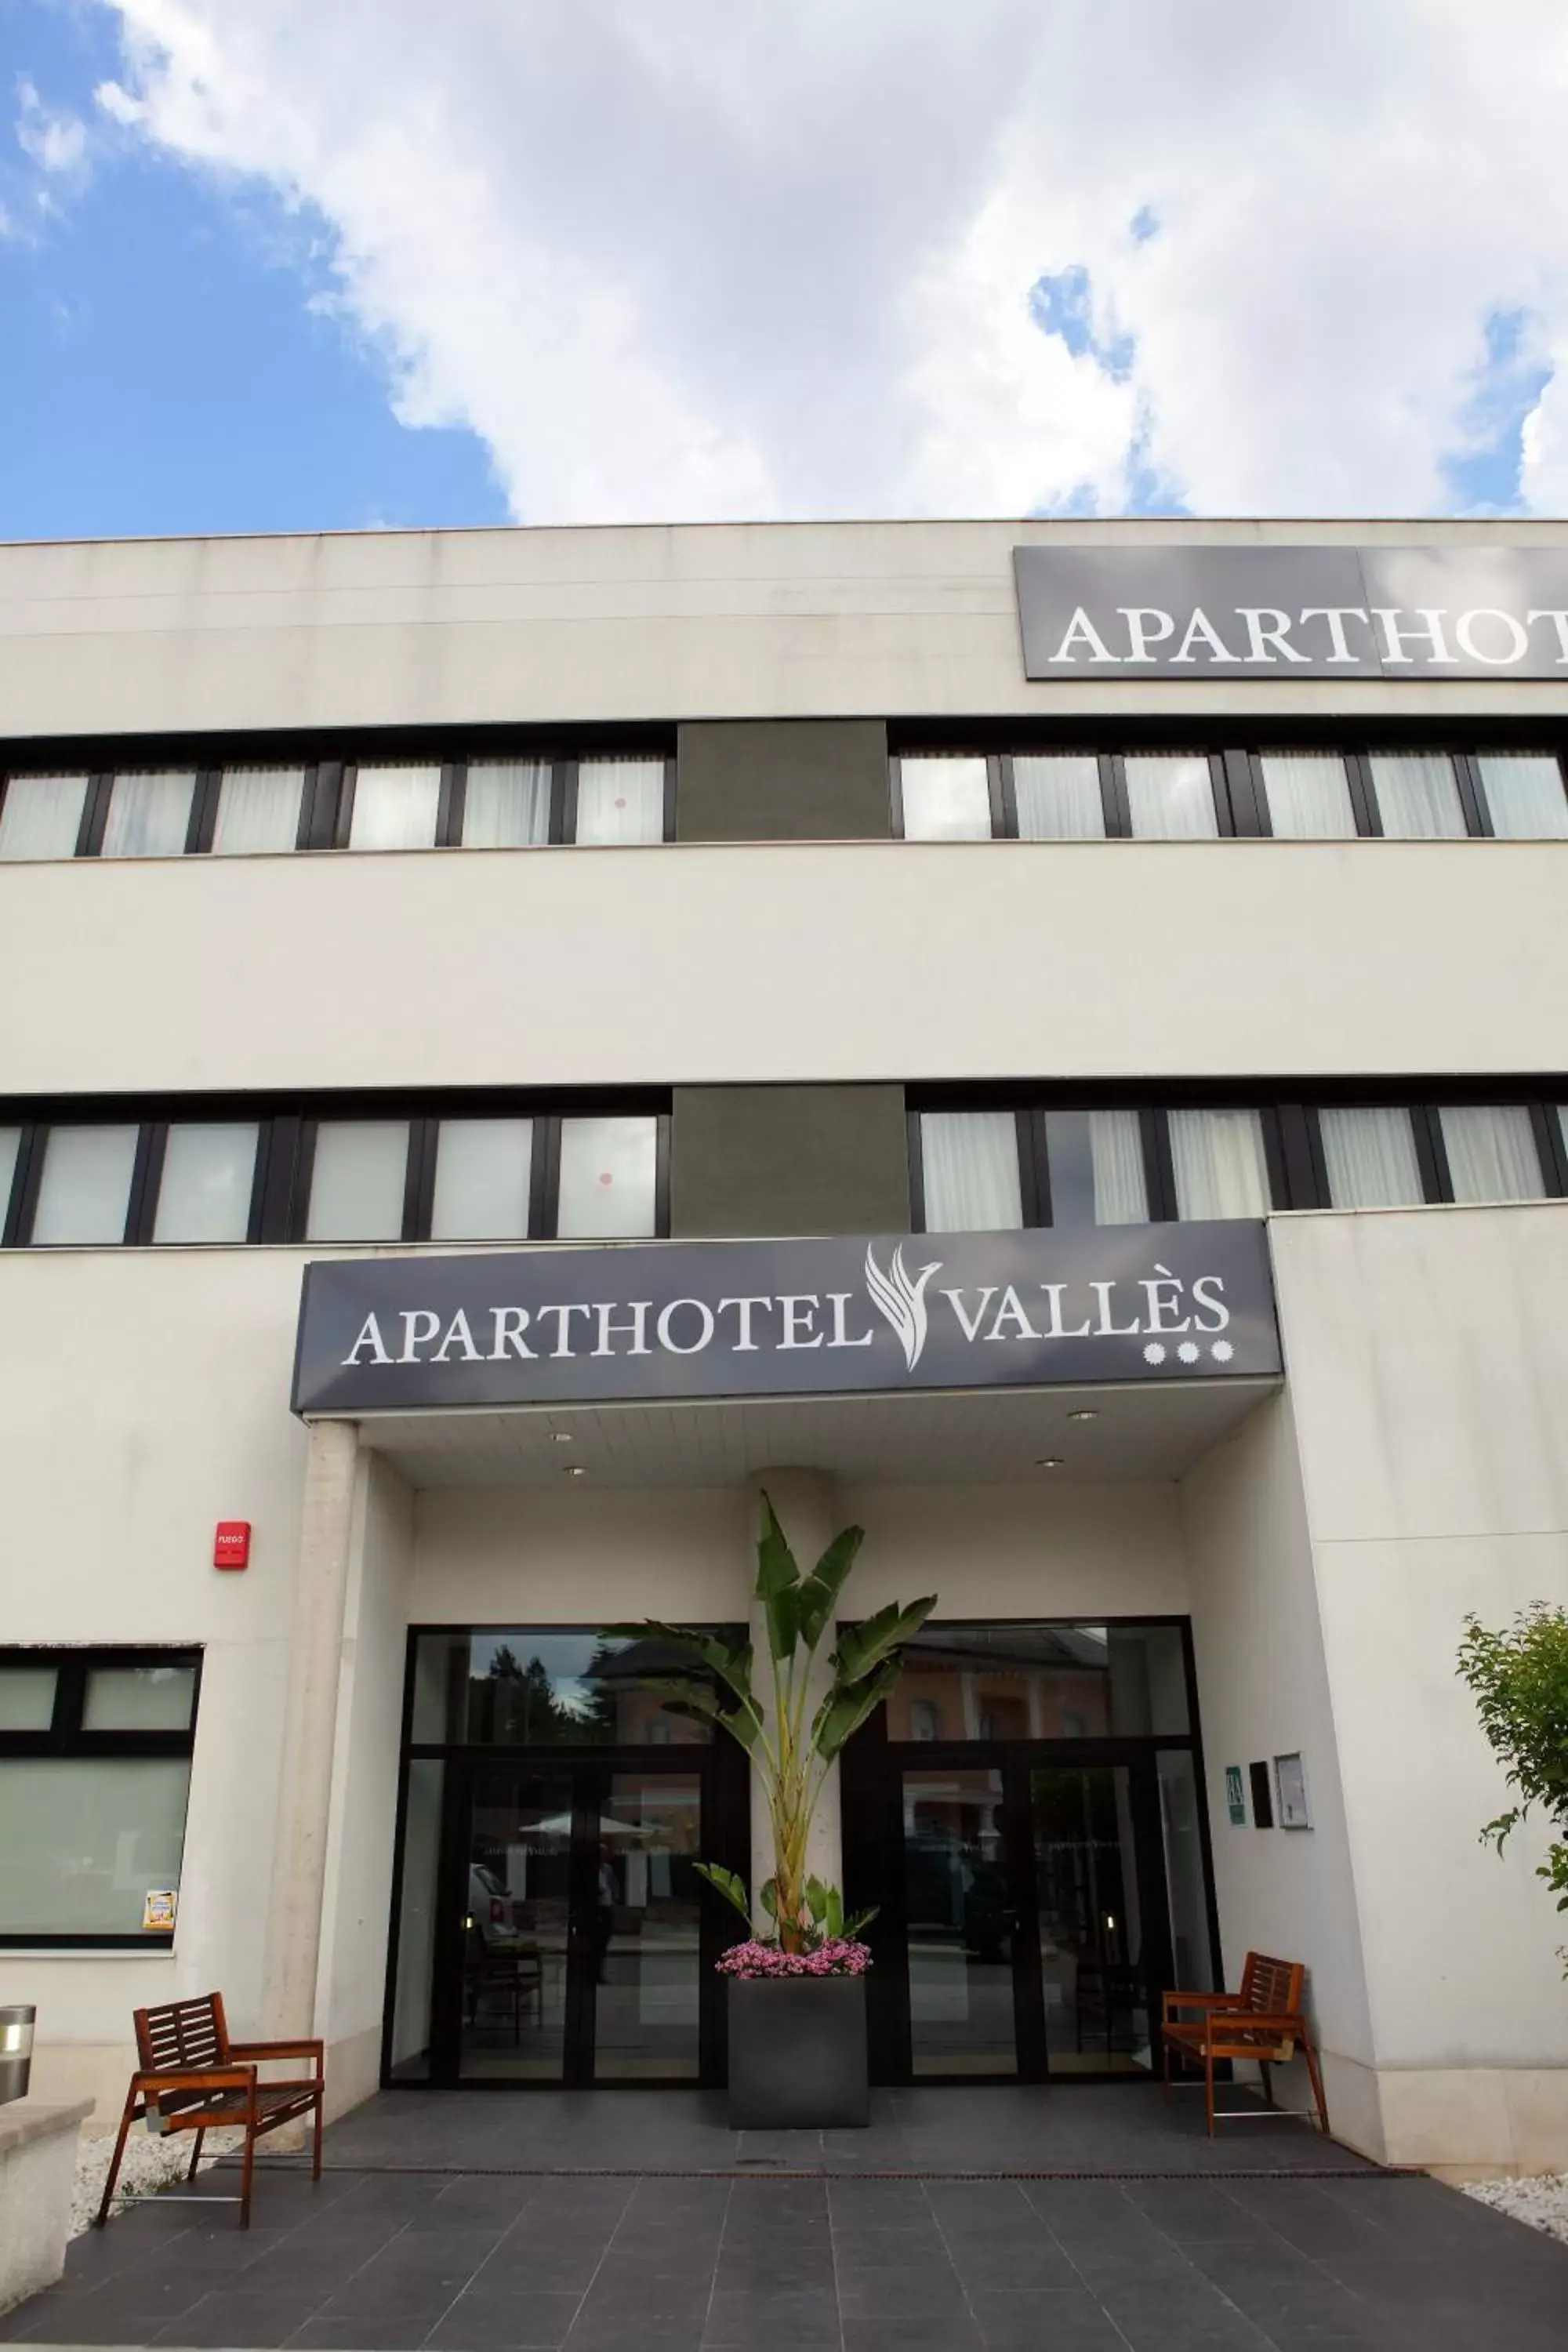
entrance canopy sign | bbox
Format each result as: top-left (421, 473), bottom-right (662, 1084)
top-left (292, 1221), bottom-right (1279, 1415)
top-left (1014, 544), bottom-right (1568, 679)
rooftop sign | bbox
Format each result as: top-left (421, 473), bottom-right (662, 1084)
top-left (292, 1222), bottom-right (1279, 1415)
top-left (1014, 544), bottom-right (1568, 680)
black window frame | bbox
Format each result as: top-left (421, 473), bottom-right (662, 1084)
top-left (0, 1094), bottom-right (673, 1249)
top-left (908, 1080), bottom-right (1568, 1232)
top-left (0, 736), bottom-right (677, 859)
top-left (0, 1643), bottom-right (203, 1950)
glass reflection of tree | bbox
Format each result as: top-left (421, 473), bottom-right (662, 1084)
top-left (476, 1644), bottom-right (615, 1745)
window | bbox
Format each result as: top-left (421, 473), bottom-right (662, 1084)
top-left (1367, 753), bottom-right (1466, 839)
top-left (1437, 1106), bottom-right (1544, 1203)
top-left (1167, 1108), bottom-right (1272, 1220)
top-left (918, 1110), bottom-right (1024, 1232)
top-left (307, 1120), bottom-right (411, 1241)
top-left (348, 764), bottom-right (441, 851)
top-left (1123, 754), bottom-right (1218, 840)
top-left (1012, 755), bottom-right (1105, 840)
top-left (100, 771), bottom-right (198, 858)
top-left (573, 758), bottom-right (665, 845)
top-left (1473, 753), bottom-right (1568, 840)
top-left (430, 1119), bottom-right (533, 1242)
top-left (885, 1624), bottom-right (1191, 1742)
top-left (212, 768), bottom-right (307, 855)
top-left (153, 1123), bottom-right (259, 1243)
top-left (463, 761), bottom-right (551, 848)
top-left (31, 1124), bottom-right (139, 1245)
top-left (0, 775), bottom-right (89, 861)
top-left (1317, 1107), bottom-right (1425, 1209)
top-left (1041, 1109), bottom-right (1148, 1226)
top-left (556, 1116), bottom-right (659, 1239)
top-left (898, 755), bottom-right (993, 840)
top-left (1258, 753), bottom-right (1357, 839)
top-left (408, 1629), bottom-right (729, 1746)
top-left (0, 1127), bottom-right (19, 1232)
top-left (0, 1648), bottom-right (200, 1945)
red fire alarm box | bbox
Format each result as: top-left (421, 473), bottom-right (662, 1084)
top-left (214, 1522), bottom-right (252, 1570)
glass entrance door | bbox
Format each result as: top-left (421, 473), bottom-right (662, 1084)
top-left (891, 1753), bottom-right (1181, 2082)
top-left (392, 1756), bottom-right (721, 2087)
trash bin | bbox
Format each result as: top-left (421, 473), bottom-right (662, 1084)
top-left (0, 2005), bottom-right (34, 2105)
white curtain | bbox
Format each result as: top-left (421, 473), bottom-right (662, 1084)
top-left (1318, 1107), bottom-right (1424, 1208)
top-left (212, 768), bottom-right (304, 855)
top-left (1123, 755), bottom-right (1219, 839)
top-left (0, 774), bottom-right (89, 861)
top-left (100, 771), bottom-right (196, 858)
top-left (575, 758), bottom-right (665, 844)
top-left (349, 765), bottom-right (441, 850)
top-left (899, 755), bottom-right (993, 840)
top-left (920, 1110), bottom-right (1023, 1230)
top-left (557, 1116), bottom-right (658, 1237)
top-left (307, 1120), bottom-right (410, 1240)
top-left (1168, 1109), bottom-right (1270, 1219)
top-left (463, 761), bottom-right (551, 848)
top-left (153, 1123), bottom-right (259, 1243)
top-left (31, 1124), bottom-right (140, 1244)
top-left (1090, 1110), bottom-right (1149, 1223)
top-left (1474, 754), bottom-right (1568, 840)
top-left (1012, 755), bottom-right (1105, 840)
top-left (1258, 753), bottom-right (1357, 839)
top-left (430, 1118), bottom-right (534, 1240)
top-left (1368, 753), bottom-right (1465, 838)
top-left (1438, 1106), bottom-right (1542, 1203)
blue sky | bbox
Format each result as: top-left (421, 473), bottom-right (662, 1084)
top-left (0, 2), bottom-right (504, 539)
top-left (1, 2), bottom-right (1563, 537)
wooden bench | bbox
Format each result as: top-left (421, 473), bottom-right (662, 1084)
top-left (96, 1992), bottom-right (324, 2229)
top-left (1160, 1951), bottom-right (1330, 2137)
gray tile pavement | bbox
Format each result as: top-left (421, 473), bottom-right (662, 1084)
top-left (2, 2090), bottom-right (1563, 2352)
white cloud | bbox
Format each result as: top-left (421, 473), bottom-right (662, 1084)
top-left (89, 0), bottom-right (1568, 522)
top-left (16, 78), bottom-right (90, 181)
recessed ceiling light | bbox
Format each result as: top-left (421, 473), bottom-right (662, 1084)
top-left (1035, 1457), bottom-right (1064, 1469)
top-left (564, 1464), bottom-right (587, 1479)
top-left (1067, 1409), bottom-right (1099, 1423)
top-left (550, 1431), bottom-right (574, 1445)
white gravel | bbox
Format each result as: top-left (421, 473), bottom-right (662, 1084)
top-left (71, 2124), bottom-right (243, 2238)
top-left (1462, 2171), bottom-right (1568, 2248)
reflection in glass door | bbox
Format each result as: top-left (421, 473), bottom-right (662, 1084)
top-left (1032, 1766), bottom-right (1150, 2075)
top-left (591, 1774), bottom-right (702, 2081)
top-left (902, 1769), bottom-right (1018, 2077)
top-left (460, 1770), bottom-right (573, 2082)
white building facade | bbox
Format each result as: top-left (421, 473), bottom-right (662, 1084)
top-left (0, 517), bottom-right (1565, 2179)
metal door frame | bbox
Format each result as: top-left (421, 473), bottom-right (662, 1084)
top-left (846, 1735), bottom-right (1207, 2087)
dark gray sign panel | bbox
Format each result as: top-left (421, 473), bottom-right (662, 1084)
top-left (292, 1223), bottom-right (1279, 1415)
top-left (1014, 543), bottom-right (1568, 679)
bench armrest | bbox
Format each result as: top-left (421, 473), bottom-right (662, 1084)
top-left (136, 2066), bottom-right (256, 2100)
top-left (230, 2038), bottom-right (325, 2072)
top-left (1163, 1991), bottom-right (1239, 2020)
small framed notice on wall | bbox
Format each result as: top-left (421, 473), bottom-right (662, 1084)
top-left (1274, 1752), bottom-right (1311, 1830)
top-left (1224, 1765), bottom-right (1247, 1827)
top-left (142, 1889), bottom-right (177, 1932)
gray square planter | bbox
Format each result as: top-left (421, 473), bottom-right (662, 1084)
top-left (726, 1973), bottom-right (869, 2129)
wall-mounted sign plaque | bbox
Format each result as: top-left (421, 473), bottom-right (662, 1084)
top-left (1014, 544), bottom-right (1568, 680)
top-left (292, 1220), bottom-right (1279, 1415)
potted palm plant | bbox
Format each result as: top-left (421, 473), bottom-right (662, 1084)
top-left (606, 1492), bottom-right (935, 2126)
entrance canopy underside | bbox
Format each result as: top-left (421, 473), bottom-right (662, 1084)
top-left (347, 1375), bottom-right (1279, 1489)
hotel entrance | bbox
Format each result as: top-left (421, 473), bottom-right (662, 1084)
top-left (842, 1621), bottom-right (1219, 2084)
top-left (383, 1628), bottom-right (749, 2089)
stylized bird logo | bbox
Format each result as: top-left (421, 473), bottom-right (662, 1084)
top-left (863, 1241), bottom-right (942, 1372)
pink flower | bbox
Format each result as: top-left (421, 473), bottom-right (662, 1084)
top-left (716, 1937), bottom-right (872, 1979)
